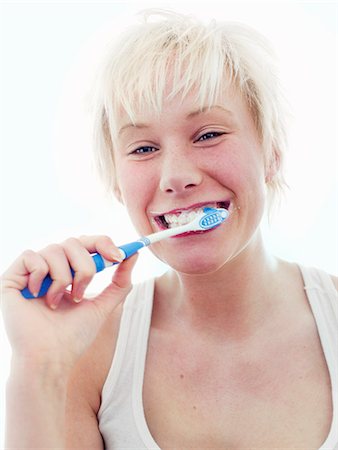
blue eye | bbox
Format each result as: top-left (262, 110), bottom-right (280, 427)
top-left (132, 146), bottom-right (158, 155)
top-left (197, 131), bottom-right (224, 142)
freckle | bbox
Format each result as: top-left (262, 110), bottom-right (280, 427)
top-left (180, 374), bottom-right (184, 379)
top-left (193, 405), bottom-right (197, 410)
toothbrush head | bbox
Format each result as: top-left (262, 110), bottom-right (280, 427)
top-left (189, 207), bottom-right (229, 232)
top-left (143, 206), bottom-right (230, 244)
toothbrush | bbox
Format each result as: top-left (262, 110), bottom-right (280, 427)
top-left (21, 207), bottom-right (229, 299)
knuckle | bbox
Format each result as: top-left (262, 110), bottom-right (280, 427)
top-left (63, 237), bottom-right (81, 248)
top-left (34, 264), bottom-right (49, 277)
top-left (97, 235), bottom-right (115, 249)
top-left (54, 277), bottom-right (72, 290)
top-left (21, 250), bottom-right (48, 273)
top-left (96, 234), bottom-right (113, 243)
top-left (75, 268), bottom-right (95, 281)
top-left (43, 243), bottom-right (63, 254)
top-left (102, 234), bottom-right (114, 244)
top-left (21, 249), bottom-right (36, 259)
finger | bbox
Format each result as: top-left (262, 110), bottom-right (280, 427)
top-left (111, 253), bottom-right (139, 290)
top-left (61, 237), bottom-right (97, 302)
top-left (90, 253), bottom-right (139, 319)
top-left (77, 235), bottom-right (124, 263)
top-left (2, 250), bottom-right (49, 298)
top-left (25, 252), bottom-right (50, 298)
top-left (39, 244), bottom-right (73, 309)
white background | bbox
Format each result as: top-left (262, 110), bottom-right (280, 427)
top-left (0, 1), bottom-right (337, 445)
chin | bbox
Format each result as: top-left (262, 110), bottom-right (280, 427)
top-left (162, 251), bottom-right (228, 275)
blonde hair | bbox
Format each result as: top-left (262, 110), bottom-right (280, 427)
top-left (92, 9), bottom-right (288, 207)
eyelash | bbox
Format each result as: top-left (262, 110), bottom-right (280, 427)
top-left (196, 131), bottom-right (224, 142)
top-left (132, 146), bottom-right (157, 155)
top-left (131, 131), bottom-right (225, 155)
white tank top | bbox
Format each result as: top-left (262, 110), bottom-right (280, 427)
top-left (98, 266), bottom-right (338, 449)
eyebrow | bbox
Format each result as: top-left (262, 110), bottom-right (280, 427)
top-left (118, 105), bottom-right (233, 136)
top-left (118, 121), bottom-right (149, 136)
top-left (187, 104), bottom-right (233, 118)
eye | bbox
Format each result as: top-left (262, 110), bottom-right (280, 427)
top-left (131, 146), bottom-right (158, 155)
top-left (195, 131), bottom-right (225, 142)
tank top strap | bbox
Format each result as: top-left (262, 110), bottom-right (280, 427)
top-left (299, 265), bottom-right (338, 449)
top-left (98, 277), bottom-right (155, 429)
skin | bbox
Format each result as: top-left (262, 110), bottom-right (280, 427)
top-left (1, 86), bottom-right (335, 449)
top-left (115, 90), bottom-right (267, 275)
top-left (1, 237), bottom-right (138, 447)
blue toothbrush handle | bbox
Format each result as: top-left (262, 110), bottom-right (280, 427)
top-left (21, 240), bottom-right (148, 299)
top-left (118, 239), bottom-right (149, 258)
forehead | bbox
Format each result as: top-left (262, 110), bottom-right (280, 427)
top-left (107, 56), bottom-right (239, 125)
top-left (115, 83), bottom-right (246, 131)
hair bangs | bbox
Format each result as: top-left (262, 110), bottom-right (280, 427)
top-left (104, 18), bottom-right (240, 133)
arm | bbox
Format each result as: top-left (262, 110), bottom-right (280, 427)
top-left (65, 375), bottom-right (104, 450)
top-left (5, 358), bottom-right (69, 448)
top-left (2, 236), bottom-right (137, 449)
top-left (64, 307), bottom-right (123, 450)
top-left (6, 305), bottom-right (122, 449)
top-left (65, 361), bottom-right (104, 450)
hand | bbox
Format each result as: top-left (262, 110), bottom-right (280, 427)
top-left (1, 235), bottom-right (138, 373)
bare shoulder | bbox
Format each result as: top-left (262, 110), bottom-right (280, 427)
top-left (275, 258), bottom-right (304, 288)
top-left (65, 302), bottom-right (124, 448)
top-left (277, 258), bottom-right (338, 294)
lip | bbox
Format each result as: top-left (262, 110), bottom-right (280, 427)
top-left (150, 200), bottom-right (231, 231)
top-left (150, 200), bottom-right (230, 217)
top-left (172, 228), bottom-right (216, 238)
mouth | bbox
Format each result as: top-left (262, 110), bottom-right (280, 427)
top-left (154, 201), bottom-right (230, 230)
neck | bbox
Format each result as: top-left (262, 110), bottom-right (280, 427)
top-left (158, 232), bottom-right (280, 339)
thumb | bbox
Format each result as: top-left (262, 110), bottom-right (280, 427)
top-left (90, 253), bottom-right (139, 317)
top-left (110, 252), bottom-right (139, 290)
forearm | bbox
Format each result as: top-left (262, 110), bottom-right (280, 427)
top-left (5, 357), bottom-right (69, 449)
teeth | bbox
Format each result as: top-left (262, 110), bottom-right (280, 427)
top-left (163, 204), bottom-right (216, 229)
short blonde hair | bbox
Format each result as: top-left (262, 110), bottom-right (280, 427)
top-left (92, 9), bottom-right (288, 207)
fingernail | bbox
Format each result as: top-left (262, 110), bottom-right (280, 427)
top-left (112, 250), bottom-right (124, 262)
top-left (50, 292), bottom-right (63, 310)
top-left (73, 283), bottom-right (86, 301)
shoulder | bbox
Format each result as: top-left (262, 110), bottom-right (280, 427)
top-left (277, 259), bottom-right (337, 295)
top-left (297, 263), bottom-right (337, 295)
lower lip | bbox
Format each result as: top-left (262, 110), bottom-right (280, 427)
top-left (170, 228), bottom-right (217, 238)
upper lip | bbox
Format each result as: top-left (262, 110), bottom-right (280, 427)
top-left (150, 200), bottom-right (230, 217)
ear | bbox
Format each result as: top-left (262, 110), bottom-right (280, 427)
top-left (113, 183), bottom-right (124, 204)
top-left (265, 148), bottom-right (280, 183)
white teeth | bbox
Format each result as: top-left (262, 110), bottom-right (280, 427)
top-left (163, 205), bottom-right (215, 229)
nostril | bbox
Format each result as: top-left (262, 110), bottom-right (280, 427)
top-left (160, 171), bottom-right (202, 193)
top-left (164, 183), bottom-right (196, 193)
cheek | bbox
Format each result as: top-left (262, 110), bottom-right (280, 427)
top-left (208, 143), bottom-right (267, 226)
top-left (121, 170), bottom-right (146, 200)
top-left (208, 142), bottom-right (266, 192)
top-left (115, 160), bottom-right (156, 221)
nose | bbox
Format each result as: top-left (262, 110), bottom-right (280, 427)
top-left (159, 147), bottom-right (203, 194)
